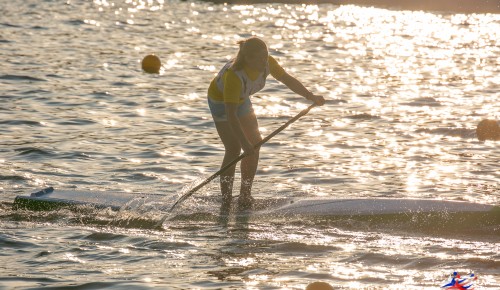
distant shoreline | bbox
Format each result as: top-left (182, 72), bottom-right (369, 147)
top-left (206, 0), bottom-right (500, 14)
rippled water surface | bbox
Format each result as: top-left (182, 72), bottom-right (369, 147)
top-left (1, 0), bottom-right (499, 289)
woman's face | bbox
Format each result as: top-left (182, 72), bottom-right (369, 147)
top-left (244, 49), bottom-right (268, 71)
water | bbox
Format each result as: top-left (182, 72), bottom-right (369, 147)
top-left (1, 0), bottom-right (499, 288)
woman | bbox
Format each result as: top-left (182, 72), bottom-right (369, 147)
top-left (207, 37), bottom-right (325, 208)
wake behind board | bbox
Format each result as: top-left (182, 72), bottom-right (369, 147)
top-left (13, 187), bottom-right (497, 217)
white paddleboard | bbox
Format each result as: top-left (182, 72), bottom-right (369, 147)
top-left (259, 198), bottom-right (495, 216)
top-left (13, 187), bottom-right (497, 217)
top-left (13, 187), bottom-right (165, 211)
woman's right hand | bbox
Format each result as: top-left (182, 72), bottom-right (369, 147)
top-left (308, 94), bottom-right (325, 106)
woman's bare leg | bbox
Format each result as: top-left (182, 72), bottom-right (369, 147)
top-left (214, 121), bottom-right (241, 201)
top-left (238, 112), bottom-right (262, 200)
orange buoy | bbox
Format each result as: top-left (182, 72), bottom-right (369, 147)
top-left (141, 54), bottom-right (161, 74)
top-left (476, 119), bottom-right (500, 141)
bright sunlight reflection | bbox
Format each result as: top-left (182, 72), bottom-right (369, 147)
top-left (206, 5), bottom-right (500, 199)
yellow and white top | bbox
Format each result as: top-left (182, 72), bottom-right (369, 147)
top-left (208, 55), bottom-right (286, 104)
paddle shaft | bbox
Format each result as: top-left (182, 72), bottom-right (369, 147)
top-left (168, 103), bottom-right (317, 213)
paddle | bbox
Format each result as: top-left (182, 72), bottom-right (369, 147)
top-left (156, 103), bottom-right (317, 226)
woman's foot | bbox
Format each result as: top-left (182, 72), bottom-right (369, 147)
top-left (237, 195), bottom-right (254, 210)
top-left (219, 195), bottom-right (232, 216)
top-left (221, 194), bottom-right (232, 206)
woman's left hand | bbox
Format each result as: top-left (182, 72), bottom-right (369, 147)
top-left (308, 94), bottom-right (325, 106)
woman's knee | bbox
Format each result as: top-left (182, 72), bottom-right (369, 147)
top-left (224, 143), bottom-right (241, 157)
top-left (239, 114), bottom-right (262, 143)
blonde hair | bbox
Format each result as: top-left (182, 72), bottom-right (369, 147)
top-left (231, 37), bottom-right (268, 71)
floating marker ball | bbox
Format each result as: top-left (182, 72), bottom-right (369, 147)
top-left (476, 119), bottom-right (500, 141)
top-left (306, 282), bottom-right (334, 290)
top-left (141, 54), bottom-right (161, 74)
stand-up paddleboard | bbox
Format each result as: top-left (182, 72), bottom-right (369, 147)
top-left (13, 187), bottom-right (166, 211)
top-left (13, 187), bottom-right (497, 217)
top-left (263, 198), bottom-right (496, 216)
